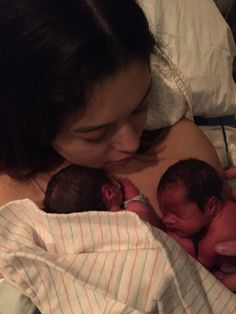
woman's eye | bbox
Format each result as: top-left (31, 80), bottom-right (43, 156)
top-left (83, 136), bottom-right (105, 143)
top-left (80, 130), bottom-right (110, 143)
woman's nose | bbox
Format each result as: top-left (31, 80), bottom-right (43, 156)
top-left (112, 123), bottom-right (140, 153)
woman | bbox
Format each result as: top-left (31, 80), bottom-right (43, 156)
top-left (0, 0), bottom-right (235, 311)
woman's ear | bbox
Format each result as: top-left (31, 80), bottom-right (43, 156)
top-left (205, 196), bottom-right (222, 217)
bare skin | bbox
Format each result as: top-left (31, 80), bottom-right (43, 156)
top-left (0, 117), bottom-right (227, 281)
top-left (197, 200), bottom-right (236, 270)
top-left (158, 182), bottom-right (236, 271)
top-left (111, 118), bottom-right (225, 216)
top-left (0, 118), bottom-right (224, 211)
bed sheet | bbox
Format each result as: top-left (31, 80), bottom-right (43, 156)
top-left (200, 125), bottom-right (236, 169)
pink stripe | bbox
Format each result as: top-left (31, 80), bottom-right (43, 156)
top-left (144, 250), bottom-right (159, 308)
top-left (8, 207), bottom-right (46, 236)
top-left (230, 304), bottom-right (236, 314)
top-left (84, 286), bottom-right (94, 314)
top-left (108, 299), bottom-right (117, 314)
top-left (201, 269), bottom-right (211, 283)
top-left (41, 225), bottom-right (46, 244)
top-left (134, 215), bottom-right (139, 247)
top-left (125, 249), bottom-right (138, 303)
top-left (84, 253), bottom-right (99, 284)
top-left (105, 252), bottom-right (118, 295)
top-left (22, 209), bottom-right (48, 232)
top-left (0, 243), bottom-right (11, 251)
top-left (77, 215), bottom-right (85, 252)
top-left (60, 272), bottom-right (75, 314)
top-left (211, 285), bottom-right (226, 308)
top-left (5, 260), bottom-right (39, 302)
top-left (97, 212), bottom-right (104, 248)
top-left (185, 270), bottom-right (211, 310)
top-left (7, 208), bottom-right (27, 225)
top-left (65, 254), bottom-right (79, 273)
top-left (0, 222), bottom-right (35, 244)
top-left (124, 215), bottom-right (138, 303)
top-left (57, 216), bottom-right (67, 253)
top-left (32, 260), bottom-right (54, 314)
top-left (171, 246), bottom-right (184, 266)
top-left (116, 213), bottom-right (121, 251)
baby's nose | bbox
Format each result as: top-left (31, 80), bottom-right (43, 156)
top-left (162, 215), bottom-right (176, 226)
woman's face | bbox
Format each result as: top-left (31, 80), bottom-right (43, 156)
top-left (52, 60), bottom-right (151, 170)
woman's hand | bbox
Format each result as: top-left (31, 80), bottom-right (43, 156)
top-left (215, 241), bottom-right (236, 291)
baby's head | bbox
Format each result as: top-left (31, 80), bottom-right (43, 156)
top-left (157, 158), bottom-right (223, 237)
top-left (44, 165), bottom-right (123, 213)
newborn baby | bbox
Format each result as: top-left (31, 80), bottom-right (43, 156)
top-left (44, 165), bottom-right (161, 228)
top-left (157, 158), bottom-right (236, 272)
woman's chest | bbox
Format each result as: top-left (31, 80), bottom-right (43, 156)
top-left (111, 156), bottom-right (178, 216)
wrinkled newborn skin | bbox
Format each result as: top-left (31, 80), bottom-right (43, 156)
top-left (158, 184), bottom-right (236, 271)
top-left (106, 177), bottom-right (162, 228)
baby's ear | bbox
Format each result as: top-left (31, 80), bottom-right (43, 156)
top-left (205, 196), bottom-right (222, 217)
top-left (101, 184), bottom-right (114, 207)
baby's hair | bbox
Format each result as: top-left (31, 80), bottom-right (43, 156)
top-left (44, 165), bottom-right (112, 213)
top-left (158, 158), bottom-right (223, 212)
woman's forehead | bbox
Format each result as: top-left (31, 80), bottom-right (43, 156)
top-left (67, 61), bottom-right (151, 130)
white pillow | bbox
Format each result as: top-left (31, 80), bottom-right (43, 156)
top-left (140, 0), bottom-right (236, 118)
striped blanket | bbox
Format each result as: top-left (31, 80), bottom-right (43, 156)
top-left (0, 199), bottom-right (235, 313)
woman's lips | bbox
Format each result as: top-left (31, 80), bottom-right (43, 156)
top-left (106, 156), bottom-right (134, 167)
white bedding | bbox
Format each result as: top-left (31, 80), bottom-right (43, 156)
top-left (0, 199), bottom-right (236, 314)
top-left (140, 0), bottom-right (236, 122)
top-left (200, 125), bottom-right (236, 168)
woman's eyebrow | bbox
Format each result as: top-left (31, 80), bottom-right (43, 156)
top-left (74, 81), bottom-right (152, 133)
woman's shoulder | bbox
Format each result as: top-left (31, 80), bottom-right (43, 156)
top-left (154, 118), bottom-right (223, 172)
top-left (0, 173), bottom-right (43, 207)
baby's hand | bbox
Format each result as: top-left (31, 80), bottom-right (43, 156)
top-left (119, 177), bottom-right (140, 200)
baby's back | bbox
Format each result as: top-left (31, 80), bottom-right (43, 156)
top-left (198, 200), bottom-right (236, 270)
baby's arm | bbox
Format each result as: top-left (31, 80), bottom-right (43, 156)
top-left (167, 231), bottom-right (196, 257)
top-left (119, 177), bottom-right (140, 200)
top-left (120, 177), bottom-right (162, 228)
top-left (198, 235), bottom-right (219, 270)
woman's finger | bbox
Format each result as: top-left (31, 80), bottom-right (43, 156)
top-left (224, 167), bottom-right (236, 179)
top-left (215, 241), bottom-right (236, 256)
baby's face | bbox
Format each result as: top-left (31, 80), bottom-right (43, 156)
top-left (158, 184), bottom-right (206, 237)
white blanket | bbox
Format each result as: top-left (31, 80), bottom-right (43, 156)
top-left (0, 199), bottom-right (235, 313)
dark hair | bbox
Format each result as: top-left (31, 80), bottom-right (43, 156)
top-left (0, 0), bottom-right (156, 179)
top-left (44, 165), bottom-right (112, 213)
top-left (158, 158), bottom-right (223, 211)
